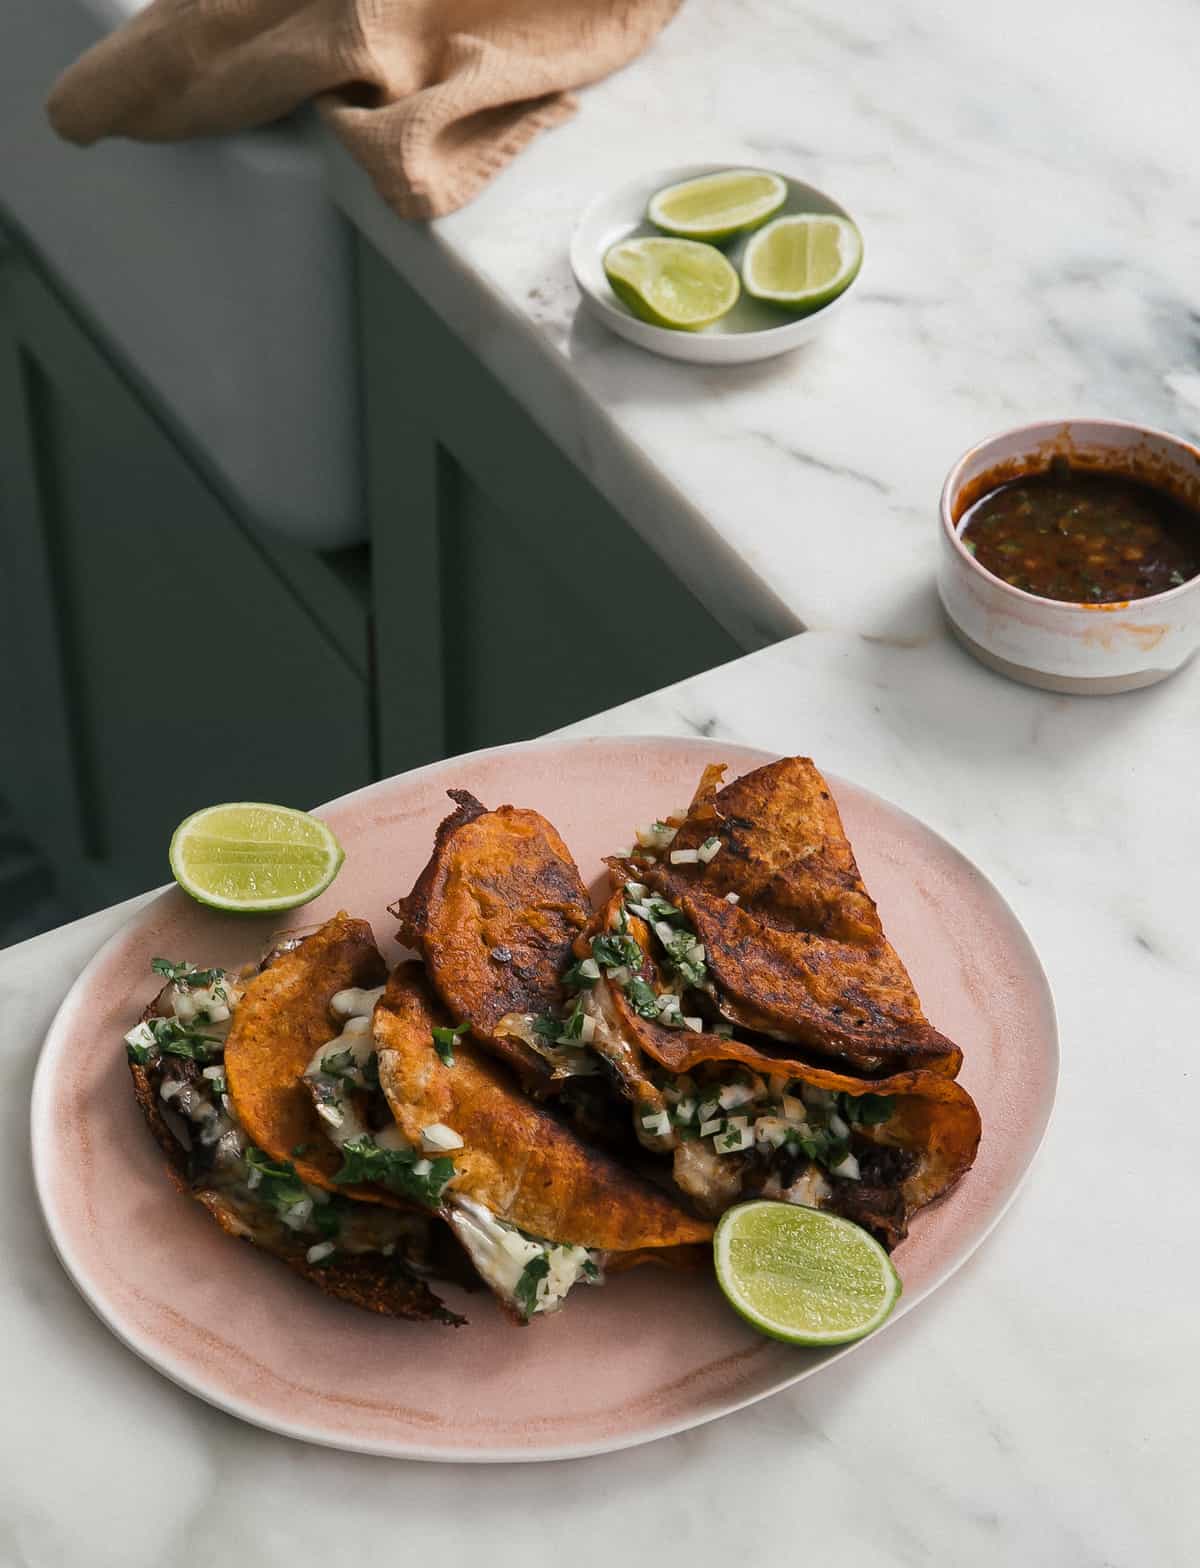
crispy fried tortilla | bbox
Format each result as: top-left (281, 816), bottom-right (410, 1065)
top-left (569, 893), bottom-right (979, 1246)
top-left (626, 757), bottom-right (962, 1077)
top-left (127, 972), bottom-right (459, 1323)
top-left (374, 963), bottom-right (712, 1255)
top-left (223, 913), bottom-right (395, 1201)
top-left (392, 791), bottom-right (591, 1082)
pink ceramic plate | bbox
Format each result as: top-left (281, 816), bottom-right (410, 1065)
top-left (32, 736), bottom-right (1057, 1462)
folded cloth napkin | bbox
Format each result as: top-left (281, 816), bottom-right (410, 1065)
top-left (47, 0), bottom-right (682, 219)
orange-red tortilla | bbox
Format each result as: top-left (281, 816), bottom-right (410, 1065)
top-left (622, 757), bottom-right (962, 1077)
top-left (223, 913), bottom-right (393, 1201)
top-left (374, 963), bottom-right (712, 1253)
top-left (393, 791), bottom-right (591, 1082)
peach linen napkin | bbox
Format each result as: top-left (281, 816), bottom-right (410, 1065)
top-left (47, 0), bottom-right (682, 219)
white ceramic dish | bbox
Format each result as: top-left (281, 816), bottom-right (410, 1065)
top-left (570, 163), bottom-right (860, 365)
top-left (939, 419), bottom-right (1200, 694)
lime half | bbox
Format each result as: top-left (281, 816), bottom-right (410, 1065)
top-left (648, 168), bottom-right (787, 242)
top-left (603, 237), bottom-right (739, 331)
top-left (715, 1200), bottom-right (901, 1345)
top-left (169, 802), bottom-right (344, 914)
top-left (741, 214), bottom-right (863, 314)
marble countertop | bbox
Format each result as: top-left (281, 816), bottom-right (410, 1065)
top-left (326, 0), bottom-right (1200, 652)
top-left (5, 625), bottom-right (1198, 1563)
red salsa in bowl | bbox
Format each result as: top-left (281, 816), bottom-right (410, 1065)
top-left (958, 456), bottom-right (1200, 604)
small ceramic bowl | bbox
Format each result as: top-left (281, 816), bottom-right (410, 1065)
top-left (938, 419), bottom-right (1200, 694)
top-left (570, 163), bottom-right (860, 366)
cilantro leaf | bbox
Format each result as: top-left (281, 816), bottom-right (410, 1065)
top-left (243, 1146), bottom-right (307, 1214)
top-left (150, 1016), bottom-right (223, 1062)
top-left (319, 1047), bottom-right (358, 1079)
top-left (514, 1254), bottom-right (550, 1319)
top-left (562, 959), bottom-right (598, 990)
top-left (846, 1093), bottom-right (895, 1126)
top-left (333, 1136), bottom-right (455, 1208)
top-left (591, 933), bottom-right (643, 972)
top-left (624, 976), bottom-right (661, 1020)
top-left (530, 1014), bottom-right (562, 1043)
top-left (151, 958), bottom-right (226, 991)
top-left (431, 1021), bottom-right (469, 1066)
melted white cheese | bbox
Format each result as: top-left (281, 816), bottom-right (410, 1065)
top-left (446, 1196), bottom-right (600, 1317)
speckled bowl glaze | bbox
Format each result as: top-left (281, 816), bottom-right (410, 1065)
top-left (32, 735), bottom-right (1057, 1462)
top-left (939, 419), bottom-right (1200, 694)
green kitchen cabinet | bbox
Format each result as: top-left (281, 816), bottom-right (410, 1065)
top-left (0, 227), bottom-right (374, 914)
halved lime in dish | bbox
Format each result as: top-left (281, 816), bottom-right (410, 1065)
top-left (603, 237), bottom-right (740, 331)
top-left (741, 213), bottom-right (863, 314)
top-left (168, 802), bottom-right (344, 913)
top-left (714, 1200), bottom-right (901, 1345)
top-left (648, 168), bottom-right (787, 242)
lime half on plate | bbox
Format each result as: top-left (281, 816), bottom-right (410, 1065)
top-left (169, 802), bottom-right (344, 914)
top-left (715, 1200), bottom-right (901, 1345)
top-left (603, 237), bottom-right (740, 331)
top-left (741, 214), bottom-right (863, 314)
top-left (648, 168), bottom-right (787, 242)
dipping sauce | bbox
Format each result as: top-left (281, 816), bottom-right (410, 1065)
top-left (959, 457), bottom-right (1200, 604)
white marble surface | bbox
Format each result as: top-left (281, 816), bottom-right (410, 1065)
top-left (4, 627), bottom-right (1198, 1564)
top-left (326, 0), bottom-right (1200, 651)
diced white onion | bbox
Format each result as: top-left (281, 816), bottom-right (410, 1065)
top-left (579, 1014), bottom-right (596, 1044)
top-left (421, 1122), bottom-right (464, 1152)
top-left (718, 1082), bottom-right (754, 1110)
top-left (202, 1064), bottom-right (224, 1080)
top-left (207, 1002), bottom-right (231, 1024)
top-left (698, 837), bottom-right (722, 863)
top-left (579, 958), bottom-right (600, 980)
top-left (725, 892), bottom-right (740, 905)
top-left (316, 1102), bottom-right (345, 1127)
top-left (305, 1241), bottom-right (336, 1264)
top-left (282, 1198), bottom-right (314, 1230)
top-left (624, 882), bottom-right (649, 901)
top-left (607, 965), bottom-right (631, 986)
top-left (828, 1112), bottom-right (850, 1141)
top-left (699, 1118), bottom-right (724, 1138)
top-left (245, 1165), bottom-right (262, 1190)
top-left (724, 1115), bottom-right (749, 1131)
top-left (670, 849), bottom-right (700, 865)
top-left (830, 1152), bottom-right (861, 1181)
top-left (755, 1116), bottom-right (791, 1148)
top-left (640, 1110), bottom-right (671, 1137)
top-left (674, 1096), bottom-right (697, 1123)
top-left (802, 1085), bottom-right (836, 1109)
top-left (781, 1094), bottom-right (806, 1123)
top-left (412, 1158), bottom-right (433, 1176)
top-left (683, 1015), bottom-right (703, 1033)
top-left (653, 920), bottom-right (677, 949)
top-left (697, 1099), bottom-right (720, 1124)
top-left (717, 1125), bottom-right (754, 1154)
top-left (159, 1079), bottom-right (182, 1102)
top-left (124, 1022), bottom-right (156, 1051)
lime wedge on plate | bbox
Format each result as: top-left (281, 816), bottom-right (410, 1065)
top-left (648, 168), bottom-right (787, 242)
top-left (741, 214), bottom-right (863, 314)
top-left (603, 237), bottom-right (739, 331)
top-left (169, 802), bottom-right (344, 914)
top-left (714, 1200), bottom-right (901, 1345)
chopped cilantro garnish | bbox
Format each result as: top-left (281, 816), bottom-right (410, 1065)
top-left (514, 1254), bottom-right (550, 1319)
top-left (659, 926), bottom-right (707, 988)
top-left (582, 1258), bottom-right (600, 1280)
top-left (291, 1143), bottom-right (312, 1158)
top-left (624, 975), bottom-right (661, 1020)
top-left (562, 958), bottom-right (598, 990)
top-left (557, 996), bottom-right (587, 1042)
top-left (842, 1092), bottom-right (894, 1126)
top-left (319, 1047), bottom-right (358, 1079)
top-left (431, 1021), bottom-right (469, 1066)
top-left (151, 958), bottom-right (226, 991)
top-left (150, 1016), bottom-right (223, 1062)
top-left (591, 933), bottom-right (643, 972)
top-left (243, 1147), bottom-right (308, 1215)
top-left (333, 1135), bottom-right (455, 1208)
top-left (530, 1013), bottom-right (562, 1043)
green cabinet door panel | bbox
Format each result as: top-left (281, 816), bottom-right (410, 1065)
top-left (0, 239), bottom-right (372, 914)
top-left (356, 233), bottom-right (745, 775)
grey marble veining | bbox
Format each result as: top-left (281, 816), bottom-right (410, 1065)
top-left (325, 0), bottom-right (1200, 653)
